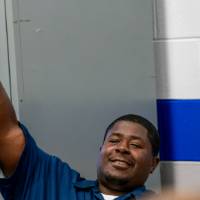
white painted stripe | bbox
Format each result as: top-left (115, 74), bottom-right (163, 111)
top-left (154, 39), bottom-right (200, 99)
top-left (154, 0), bottom-right (200, 39)
top-left (160, 161), bottom-right (200, 192)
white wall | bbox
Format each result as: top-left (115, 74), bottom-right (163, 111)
top-left (153, 0), bottom-right (200, 191)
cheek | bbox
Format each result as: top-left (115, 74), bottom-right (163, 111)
top-left (134, 152), bottom-right (153, 166)
top-left (98, 147), bottom-right (113, 166)
top-left (98, 149), bottom-right (108, 165)
top-left (100, 145), bottom-right (113, 157)
top-left (97, 152), bottom-right (111, 175)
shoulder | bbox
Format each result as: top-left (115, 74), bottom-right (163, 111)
top-left (19, 123), bottom-right (82, 180)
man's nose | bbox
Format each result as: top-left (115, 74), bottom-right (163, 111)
top-left (115, 141), bottom-right (130, 154)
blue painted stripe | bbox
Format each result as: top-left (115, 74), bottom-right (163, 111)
top-left (157, 99), bottom-right (200, 161)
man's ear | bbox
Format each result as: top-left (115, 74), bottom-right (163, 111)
top-left (150, 157), bottom-right (159, 174)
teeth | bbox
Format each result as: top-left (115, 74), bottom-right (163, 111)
top-left (117, 161), bottom-right (125, 164)
top-left (114, 161), bottom-right (129, 166)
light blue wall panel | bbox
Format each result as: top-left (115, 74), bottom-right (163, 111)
top-left (14, 0), bottom-right (160, 191)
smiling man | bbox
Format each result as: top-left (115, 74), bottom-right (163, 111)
top-left (0, 82), bottom-right (159, 200)
top-left (97, 118), bottom-right (159, 198)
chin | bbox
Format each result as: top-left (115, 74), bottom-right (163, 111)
top-left (98, 165), bottom-right (132, 186)
top-left (104, 172), bottom-right (130, 186)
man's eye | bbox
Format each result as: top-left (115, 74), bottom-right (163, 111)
top-left (130, 143), bottom-right (141, 148)
top-left (109, 139), bottom-right (120, 143)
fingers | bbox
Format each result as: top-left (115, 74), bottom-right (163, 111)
top-left (0, 82), bottom-right (18, 133)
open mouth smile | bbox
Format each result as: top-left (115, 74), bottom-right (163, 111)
top-left (109, 158), bottom-right (133, 169)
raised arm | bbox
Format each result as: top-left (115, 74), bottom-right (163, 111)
top-left (0, 82), bottom-right (25, 177)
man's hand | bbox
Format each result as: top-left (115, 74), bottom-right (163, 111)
top-left (0, 82), bottom-right (18, 131)
top-left (0, 82), bottom-right (25, 177)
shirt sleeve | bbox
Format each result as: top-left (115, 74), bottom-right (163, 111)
top-left (0, 123), bottom-right (81, 199)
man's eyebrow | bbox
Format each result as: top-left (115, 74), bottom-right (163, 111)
top-left (108, 132), bottom-right (121, 137)
top-left (129, 135), bottom-right (143, 140)
top-left (109, 133), bottom-right (143, 140)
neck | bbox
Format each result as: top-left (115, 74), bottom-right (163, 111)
top-left (98, 180), bottom-right (133, 196)
top-left (99, 184), bottom-right (124, 196)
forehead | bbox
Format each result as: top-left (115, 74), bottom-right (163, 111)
top-left (107, 120), bottom-right (149, 141)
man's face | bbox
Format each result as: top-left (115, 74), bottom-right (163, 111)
top-left (97, 120), bottom-right (158, 194)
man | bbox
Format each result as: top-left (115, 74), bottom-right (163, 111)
top-left (0, 82), bottom-right (159, 200)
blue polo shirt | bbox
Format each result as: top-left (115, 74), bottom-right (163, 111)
top-left (0, 124), bottom-right (154, 200)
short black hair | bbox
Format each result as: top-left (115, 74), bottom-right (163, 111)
top-left (103, 114), bottom-right (160, 156)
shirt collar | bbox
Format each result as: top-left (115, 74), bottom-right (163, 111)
top-left (74, 180), bottom-right (147, 199)
top-left (120, 186), bottom-right (146, 200)
top-left (131, 185), bottom-right (146, 197)
top-left (74, 180), bottom-right (97, 189)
